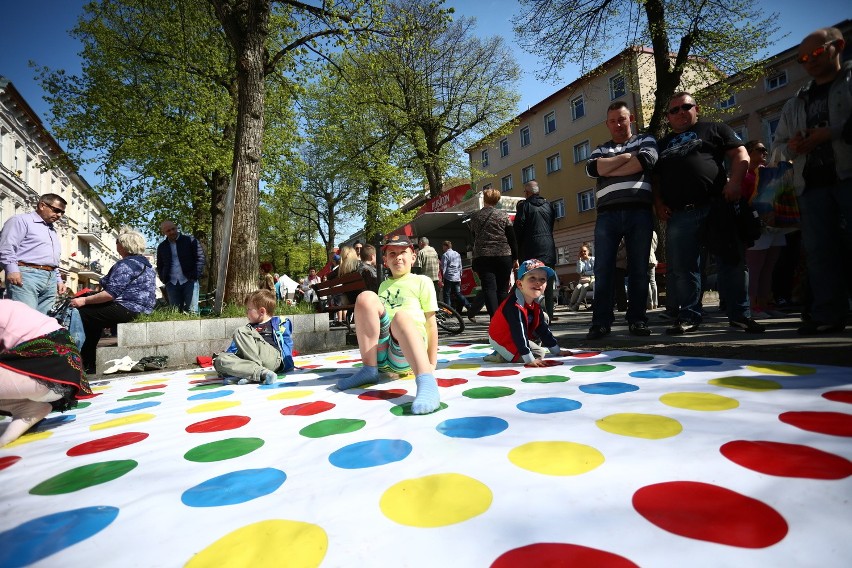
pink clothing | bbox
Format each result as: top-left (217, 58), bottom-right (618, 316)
top-left (0, 299), bottom-right (62, 350)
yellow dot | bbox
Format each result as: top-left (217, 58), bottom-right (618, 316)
top-left (745, 363), bottom-right (816, 376)
top-left (709, 376), bottom-right (781, 391)
top-left (187, 401), bottom-right (242, 414)
top-left (325, 355), bottom-right (350, 361)
top-left (91, 386), bottom-right (111, 392)
top-left (446, 363), bottom-right (480, 370)
top-left (134, 378), bottom-right (169, 385)
top-left (267, 390), bottom-right (313, 400)
top-left (4, 430), bottom-right (53, 447)
top-left (596, 413), bottom-right (683, 439)
top-left (90, 413), bottom-right (156, 431)
top-left (380, 473), bottom-right (492, 527)
top-left (508, 441), bottom-right (604, 476)
top-left (660, 392), bottom-right (740, 411)
top-left (186, 373), bottom-right (213, 379)
top-left (185, 520), bottom-right (327, 568)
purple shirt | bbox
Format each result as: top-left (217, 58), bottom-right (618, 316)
top-left (0, 211), bottom-right (62, 283)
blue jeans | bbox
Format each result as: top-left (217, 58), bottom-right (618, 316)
top-left (443, 280), bottom-right (471, 309)
top-left (165, 280), bottom-right (198, 313)
top-left (666, 207), bottom-right (709, 324)
top-left (7, 266), bottom-right (58, 314)
top-left (591, 207), bottom-right (653, 328)
top-left (799, 179), bottom-right (852, 325)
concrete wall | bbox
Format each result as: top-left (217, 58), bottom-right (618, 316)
top-left (96, 314), bottom-right (347, 373)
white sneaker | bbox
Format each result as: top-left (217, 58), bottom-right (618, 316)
top-left (482, 352), bottom-right (505, 363)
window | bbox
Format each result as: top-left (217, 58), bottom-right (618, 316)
top-left (763, 115), bottom-right (780, 149)
top-left (578, 189), bottom-right (595, 212)
top-left (546, 153), bottom-right (562, 174)
top-left (732, 126), bottom-right (747, 143)
top-left (520, 126), bottom-right (530, 147)
top-left (553, 198), bottom-right (565, 220)
top-left (573, 140), bottom-right (590, 163)
top-left (557, 245), bottom-right (571, 265)
top-left (571, 95), bottom-right (585, 120)
top-left (480, 149), bottom-right (489, 167)
top-left (765, 70), bottom-right (788, 91)
top-left (609, 74), bottom-right (626, 100)
top-left (522, 165), bottom-right (535, 184)
top-left (500, 138), bottom-right (509, 157)
top-left (501, 175), bottom-right (513, 192)
top-left (544, 111), bottom-right (556, 134)
top-left (719, 94), bottom-right (736, 109)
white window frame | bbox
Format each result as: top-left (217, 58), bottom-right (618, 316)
top-left (765, 70), bottom-right (788, 92)
top-left (571, 95), bottom-right (585, 120)
top-left (573, 140), bottom-right (590, 163)
top-left (480, 149), bottom-right (489, 167)
top-left (546, 153), bottom-right (562, 174)
top-left (719, 94), bottom-right (736, 109)
top-left (732, 126), bottom-right (747, 143)
top-left (544, 111), bottom-right (556, 134)
top-left (553, 198), bottom-right (565, 220)
top-left (520, 126), bottom-right (531, 147)
top-left (500, 138), bottom-right (509, 157)
top-left (609, 74), bottom-right (626, 100)
top-left (577, 189), bottom-right (595, 212)
top-left (501, 174), bottom-right (513, 192)
top-left (522, 165), bottom-right (536, 184)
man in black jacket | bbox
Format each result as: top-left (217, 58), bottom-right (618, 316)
top-left (157, 220), bottom-right (206, 313)
top-left (515, 180), bottom-right (558, 319)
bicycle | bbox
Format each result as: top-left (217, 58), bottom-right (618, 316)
top-left (346, 300), bottom-right (465, 335)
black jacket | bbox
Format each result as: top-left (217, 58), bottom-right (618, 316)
top-left (514, 194), bottom-right (557, 265)
top-left (156, 234), bottom-right (203, 284)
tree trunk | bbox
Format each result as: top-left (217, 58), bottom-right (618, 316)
top-left (365, 177), bottom-right (382, 242)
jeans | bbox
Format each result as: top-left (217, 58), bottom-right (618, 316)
top-left (666, 206), bottom-right (709, 323)
top-left (165, 280), bottom-right (198, 313)
top-left (443, 280), bottom-right (471, 310)
top-left (472, 255), bottom-right (514, 316)
top-left (7, 266), bottom-right (58, 314)
top-left (799, 179), bottom-right (852, 325)
top-left (591, 207), bottom-right (653, 328)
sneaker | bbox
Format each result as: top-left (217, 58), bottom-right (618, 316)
top-left (482, 352), bottom-right (505, 363)
top-left (586, 325), bottom-right (610, 340)
top-left (467, 314), bottom-right (477, 323)
top-left (751, 310), bottom-right (770, 320)
top-left (797, 321), bottom-right (845, 335)
top-left (729, 317), bottom-right (765, 333)
top-left (666, 320), bottom-right (699, 335)
top-left (261, 369), bottom-right (278, 385)
top-left (628, 321), bottom-right (651, 336)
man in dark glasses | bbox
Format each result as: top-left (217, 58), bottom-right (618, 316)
top-left (0, 193), bottom-right (67, 313)
top-left (774, 26), bottom-right (851, 335)
top-left (653, 92), bottom-right (763, 336)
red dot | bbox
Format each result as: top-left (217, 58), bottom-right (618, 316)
top-left (633, 481), bottom-right (788, 548)
top-left (127, 384), bottom-right (168, 392)
top-left (478, 369), bottom-right (520, 377)
top-left (437, 378), bottom-right (468, 387)
top-left (189, 378), bottom-right (220, 384)
top-left (779, 411), bottom-right (852, 437)
top-left (301, 365), bottom-right (322, 369)
top-left (491, 543), bottom-right (639, 568)
top-left (721, 440), bottom-right (852, 479)
top-left (0, 456), bottom-right (22, 471)
top-left (572, 351), bottom-right (601, 358)
top-left (449, 343), bottom-right (471, 347)
top-left (359, 389), bottom-right (406, 400)
top-left (185, 415), bottom-right (251, 433)
top-left (67, 432), bottom-right (150, 456)
top-left (823, 390), bottom-right (852, 405)
top-left (280, 401), bottom-right (335, 416)
top-left (339, 359), bottom-right (362, 364)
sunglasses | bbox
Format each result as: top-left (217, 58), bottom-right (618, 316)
top-left (41, 202), bottom-right (66, 215)
top-left (668, 103), bottom-right (696, 115)
top-left (754, 147), bottom-right (768, 154)
top-left (797, 41), bottom-right (834, 64)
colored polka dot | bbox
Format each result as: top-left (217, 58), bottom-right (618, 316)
top-left (187, 401), bottom-right (242, 414)
top-left (672, 358), bottom-right (723, 367)
top-left (74, 401), bottom-right (92, 409)
top-left (745, 363), bottom-right (816, 376)
top-left (359, 389), bottom-right (407, 401)
top-left (267, 390), bottom-right (314, 401)
top-left (720, 440), bottom-right (852, 479)
top-left (259, 382), bottom-right (299, 389)
top-left (185, 520), bottom-right (327, 567)
top-left (0, 456), bottom-right (22, 471)
top-left (463, 386), bottom-right (516, 399)
top-left (135, 378), bottom-right (169, 385)
top-left (299, 418), bottom-right (366, 438)
top-left (30, 460), bottom-right (138, 495)
top-left (4, 431), bottom-right (52, 447)
top-left (478, 369), bottom-right (520, 377)
top-left (437, 416), bottom-right (509, 438)
top-left (579, 382), bottom-right (639, 395)
top-left (572, 351), bottom-right (601, 358)
top-left (522, 374), bottom-right (569, 383)
top-left (469, 344), bottom-right (492, 350)
top-left (389, 402), bottom-right (449, 416)
top-left (779, 411), bottom-right (852, 437)
top-left (596, 413), bottom-right (683, 439)
top-left (184, 438), bottom-right (265, 462)
top-left (328, 439), bottom-right (412, 469)
top-left (629, 369), bottom-right (685, 379)
top-left (492, 543), bottom-right (639, 568)
top-left (67, 432), bottom-right (149, 456)
top-left (570, 364), bottom-right (615, 372)
top-left (90, 413), bottom-right (156, 431)
top-left (612, 355), bottom-right (654, 363)
top-left (459, 352), bottom-right (485, 359)
top-left (181, 468), bottom-right (287, 507)
top-left (188, 390), bottom-right (234, 400)
top-left (822, 390), bottom-right (852, 404)
top-left (189, 383), bottom-right (222, 391)
top-left (660, 392), bottom-right (739, 411)
top-left (280, 401), bottom-right (336, 416)
top-left (447, 363), bottom-right (481, 369)
top-left (509, 441), bottom-right (605, 476)
top-left (118, 392), bottom-right (164, 401)
top-left (127, 384), bottom-right (167, 392)
top-left (0, 507), bottom-right (119, 567)
top-left (709, 376), bottom-right (782, 391)
top-left (440, 350), bottom-right (461, 354)
top-left (380, 473), bottom-right (492, 527)
top-left (517, 397), bottom-right (582, 414)
top-left (633, 481), bottom-right (788, 548)
top-left (186, 416), bottom-right (251, 433)
top-left (105, 401), bottom-right (161, 414)
top-left (31, 414), bottom-right (76, 431)
top-left (437, 378), bottom-right (468, 387)
top-left (339, 358), bottom-right (361, 364)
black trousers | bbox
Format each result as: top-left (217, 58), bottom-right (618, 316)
top-left (78, 301), bottom-right (138, 372)
top-left (472, 255), bottom-right (514, 316)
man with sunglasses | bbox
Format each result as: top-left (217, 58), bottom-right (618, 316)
top-left (0, 194), bottom-right (67, 313)
top-left (653, 92), bottom-right (763, 335)
top-left (774, 26), bottom-right (851, 335)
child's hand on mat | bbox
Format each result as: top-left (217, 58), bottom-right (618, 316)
top-left (525, 359), bottom-right (563, 368)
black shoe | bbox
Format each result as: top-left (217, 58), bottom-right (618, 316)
top-left (586, 325), bottom-right (610, 340)
top-left (729, 317), bottom-right (765, 333)
top-left (666, 320), bottom-right (699, 335)
top-left (628, 321), bottom-right (651, 336)
top-left (467, 314), bottom-right (477, 323)
top-left (797, 321), bottom-right (845, 335)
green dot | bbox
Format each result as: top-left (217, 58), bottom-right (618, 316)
top-left (570, 364), bottom-right (616, 372)
top-left (462, 386), bottom-right (516, 399)
top-left (709, 377), bottom-right (781, 391)
top-left (184, 438), bottom-right (265, 462)
top-left (471, 345), bottom-right (492, 350)
top-left (299, 418), bottom-right (366, 438)
top-left (389, 402), bottom-right (449, 416)
top-left (313, 368), bottom-right (338, 373)
top-left (439, 350), bottom-right (461, 354)
top-left (30, 460), bottom-right (138, 495)
top-left (74, 401), bottom-right (92, 409)
top-left (118, 391), bottom-right (165, 401)
top-left (522, 375), bottom-right (570, 384)
top-left (189, 383), bottom-right (222, 391)
top-left (612, 355), bottom-right (654, 362)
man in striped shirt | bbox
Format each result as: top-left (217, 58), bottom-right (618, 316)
top-left (584, 101), bottom-right (657, 339)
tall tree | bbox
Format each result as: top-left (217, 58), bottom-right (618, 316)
top-left (513, 0), bottom-right (783, 137)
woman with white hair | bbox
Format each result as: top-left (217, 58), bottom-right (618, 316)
top-left (70, 228), bottom-right (157, 374)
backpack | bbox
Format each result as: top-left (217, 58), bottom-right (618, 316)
top-left (272, 316), bottom-right (295, 372)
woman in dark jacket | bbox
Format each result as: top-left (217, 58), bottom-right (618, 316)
top-left (468, 189), bottom-right (519, 317)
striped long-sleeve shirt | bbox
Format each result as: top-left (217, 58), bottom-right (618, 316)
top-left (586, 133), bottom-right (658, 210)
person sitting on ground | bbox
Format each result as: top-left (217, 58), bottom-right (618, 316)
top-left (0, 300), bottom-right (92, 447)
top-left (333, 235), bottom-right (440, 415)
top-left (213, 289), bottom-right (294, 385)
top-left (485, 259), bottom-right (570, 367)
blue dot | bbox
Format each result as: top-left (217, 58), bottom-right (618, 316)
top-left (437, 358), bottom-right (450, 363)
top-left (32, 415), bottom-right (76, 432)
top-left (459, 352), bottom-right (485, 359)
top-left (672, 358), bottom-right (723, 367)
top-left (328, 439), bottom-right (412, 469)
top-left (105, 401), bottom-right (161, 414)
top-left (629, 369), bottom-right (685, 379)
top-left (188, 390), bottom-right (234, 401)
top-left (259, 382), bottom-right (299, 390)
top-left (579, 382), bottom-right (639, 395)
top-left (0, 506), bottom-right (119, 567)
top-left (517, 398), bottom-right (582, 414)
top-left (436, 416), bottom-right (509, 438)
top-left (181, 468), bottom-right (286, 507)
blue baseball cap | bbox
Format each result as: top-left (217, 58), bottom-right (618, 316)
top-left (518, 259), bottom-right (556, 280)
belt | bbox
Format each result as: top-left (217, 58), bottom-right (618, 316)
top-left (18, 261), bottom-right (57, 271)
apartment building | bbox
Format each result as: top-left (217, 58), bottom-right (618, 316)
top-left (1, 77), bottom-right (119, 294)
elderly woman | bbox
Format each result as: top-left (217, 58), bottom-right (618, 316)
top-left (70, 228), bottom-right (156, 374)
top-left (0, 300), bottom-right (92, 447)
top-left (469, 188), bottom-right (519, 317)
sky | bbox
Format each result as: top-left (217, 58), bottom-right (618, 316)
top-left (0, 0), bottom-right (850, 186)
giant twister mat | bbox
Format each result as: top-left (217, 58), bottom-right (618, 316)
top-left (1, 343), bottom-right (851, 567)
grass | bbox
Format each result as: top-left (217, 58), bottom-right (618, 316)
top-left (134, 301), bottom-right (317, 323)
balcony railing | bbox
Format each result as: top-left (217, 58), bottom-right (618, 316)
top-left (77, 225), bottom-right (104, 245)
